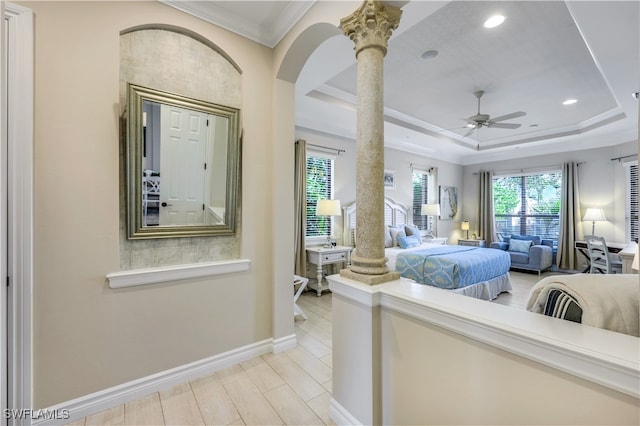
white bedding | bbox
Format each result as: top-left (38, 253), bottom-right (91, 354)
top-left (526, 273), bottom-right (639, 336)
top-left (385, 242), bottom-right (444, 271)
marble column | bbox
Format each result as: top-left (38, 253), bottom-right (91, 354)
top-left (339, 1), bottom-right (402, 285)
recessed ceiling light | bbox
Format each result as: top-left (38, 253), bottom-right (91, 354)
top-left (484, 15), bottom-right (505, 28)
top-left (563, 99), bottom-right (578, 105)
top-left (420, 49), bottom-right (439, 60)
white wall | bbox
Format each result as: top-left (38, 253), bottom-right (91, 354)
top-left (295, 128), bottom-right (464, 245)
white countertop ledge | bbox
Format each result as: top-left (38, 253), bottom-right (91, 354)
top-left (107, 259), bottom-right (251, 288)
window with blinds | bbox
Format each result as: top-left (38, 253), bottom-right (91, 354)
top-left (412, 170), bottom-right (433, 230)
top-left (306, 153), bottom-right (335, 238)
top-left (625, 162), bottom-right (638, 242)
top-left (493, 171), bottom-right (562, 240)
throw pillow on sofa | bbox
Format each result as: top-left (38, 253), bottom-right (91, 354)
top-left (509, 239), bottom-right (533, 253)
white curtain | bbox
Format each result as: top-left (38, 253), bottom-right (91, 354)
top-left (557, 162), bottom-right (582, 270)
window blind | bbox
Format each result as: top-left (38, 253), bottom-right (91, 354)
top-left (412, 170), bottom-right (433, 230)
top-left (493, 171), bottom-right (562, 239)
top-left (625, 162), bottom-right (638, 242)
top-left (306, 153), bottom-right (335, 238)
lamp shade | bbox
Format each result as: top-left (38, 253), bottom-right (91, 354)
top-left (421, 204), bottom-right (440, 216)
top-left (316, 199), bottom-right (341, 216)
top-left (461, 221), bottom-right (470, 231)
top-left (582, 208), bottom-right (606, 222)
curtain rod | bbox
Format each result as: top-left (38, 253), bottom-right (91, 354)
top-left (473, 164), bottom-right (565, 176)
top-left (307, 143), bottom-right (345, 155)
top-left (410, 163), bottom-right (435, 173)
top-left (611, 154), bottom-right (637, 162)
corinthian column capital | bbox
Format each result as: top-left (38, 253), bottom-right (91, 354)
top-left (340, 0), bottom-right (402, 57)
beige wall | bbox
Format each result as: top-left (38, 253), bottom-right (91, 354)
top-left (381, 309), bottom-right (640, 425)
top-left (20, 0), bottom-right (277, 406)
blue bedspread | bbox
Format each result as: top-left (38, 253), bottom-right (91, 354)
top-left (395, 245), bottom-right (511, 289)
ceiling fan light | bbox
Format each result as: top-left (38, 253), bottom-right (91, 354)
top-left (484, 15), bottom-right (505, 28)
top-left (563, 98), bottom-right (578, 105)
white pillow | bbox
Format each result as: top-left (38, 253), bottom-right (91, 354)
top-left (404, 224), bottom-right (422, 243)
top-left (388, 225), bottom-right (406, 247)
top-left (384, 227), bottom-right (393, 248)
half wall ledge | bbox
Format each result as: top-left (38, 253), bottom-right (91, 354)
top-left (107, 259), bottom-right (251, 288)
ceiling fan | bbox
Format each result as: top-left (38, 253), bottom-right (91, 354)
top-left (463, 90), bottom-right (526, 137)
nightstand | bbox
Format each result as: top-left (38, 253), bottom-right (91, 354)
top-left (458, 239), bottom-right (486, 247)
top-left (424, 237), bottom-right (448, 245)
top-left (306, 246), bottom-right (352, 296)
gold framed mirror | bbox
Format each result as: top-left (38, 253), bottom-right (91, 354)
top-left (126, 83), bottom-right (240, 239)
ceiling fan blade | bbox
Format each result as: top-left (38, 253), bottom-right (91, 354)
top-left (489, 111), bottom-right (526, 122)
top-left (489, 122), bottom-right (521, 129)
top-left (463, 126), bottom-right (477, 137)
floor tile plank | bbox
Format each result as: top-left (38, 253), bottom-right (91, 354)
top-left (215, 365), bottom-right (284, 425)
top-left (191, 374), bottom-right (242, 426)
top-left (263, 385), bottom-right (324, 426)
top-left (84, 406), bottom-right (124, 426)
top-left (159, 383), bottom-right (204, 425)
top-left (124, 393), bottom-right (164, 426)
top-left (262, 352), bottom-right (325, 402)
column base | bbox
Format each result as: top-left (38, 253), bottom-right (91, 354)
top-left (339, 268), bottom-right (400, 285)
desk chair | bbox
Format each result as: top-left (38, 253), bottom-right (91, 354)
top-left (585, 235), bottom-right (623, 274)
top-left (142, 175), bottom-right (160, 226)
top-left (293, 275), bottom-right (309, 320)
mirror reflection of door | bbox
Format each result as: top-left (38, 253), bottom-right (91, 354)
top-left (160, 104), bottom-right (209, 226)
top-left (143, 100), bottom-right (214, 226)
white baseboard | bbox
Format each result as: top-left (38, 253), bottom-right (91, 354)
top-left (329, 397), bottom-right (362, 426)
top-left (33, 335), bottom-right (296, 425)
top-left (273, 333), bottom-right (297, 353)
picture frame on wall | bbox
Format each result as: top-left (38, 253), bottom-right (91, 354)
top-left (384, 170), bottom-right (396, 190)
top-left (439, 185), bottom-right (458, 220)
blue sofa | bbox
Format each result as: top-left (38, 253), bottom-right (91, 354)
top-left (490, 234), bottom-right (554, 275)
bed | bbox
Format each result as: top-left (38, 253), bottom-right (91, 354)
top-left (343, 197), bottom-right (512, 300)
top-left (526, 273), bottom-right (639, 336)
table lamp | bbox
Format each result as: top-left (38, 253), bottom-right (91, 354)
top-left (316, 199), bottom-right (341, 247)
top-left (461, 221), bottom-right (470, 239)
top-left (421, 203), bottom-right (440, 238)
top-left (582, 208), bottom-right (606, 235)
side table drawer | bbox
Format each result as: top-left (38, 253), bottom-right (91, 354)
top-left (322, 252), bottom-right (348, 263)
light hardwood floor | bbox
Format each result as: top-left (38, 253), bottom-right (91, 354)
top-left (69, 270), bottom-right (553, 426)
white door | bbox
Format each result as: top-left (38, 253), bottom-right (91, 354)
top-left (159, 105), bottom-right (208, 225)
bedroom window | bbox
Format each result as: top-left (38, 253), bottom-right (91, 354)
top-left (306, 152), bottom-right (335, 239)
top-left (412, 170), bottom-right (434, 230)
top-left (493, 171), bottom-right (561, 240)
top-left (625, 162), bottom-right (638, 242)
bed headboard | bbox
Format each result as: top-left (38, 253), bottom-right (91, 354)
top-left (343, 197), bottom-right (412, 247)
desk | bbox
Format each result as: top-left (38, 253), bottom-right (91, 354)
top-left (619, 243), bottom-right (638, 274)
top-left (425, 237), bottom-right (448, 245)
top-left (306, 246), bottom-right (352, 296)
top-left (575, 240), bottom-right (626, 273)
